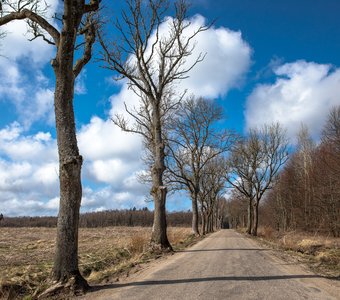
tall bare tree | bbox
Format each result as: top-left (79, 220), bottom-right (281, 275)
top-left (166, 97), bottom-right (234, 235)
top-left (98, 0), bottom-right (207, 249)
top-left (321, 106), bottom-right (340, 176)
top-left (227, 135), bottom-right (259, 234)
top-left (295, 125), bottom-right (315, 229)
top-left (0, 0), bottom-right (99, 294)
top-left (227, 123), bottom-right (289, 236)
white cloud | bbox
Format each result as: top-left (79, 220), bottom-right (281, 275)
top-left (0, 123), bottom-right (58, 200)
top-left (0, 0), bottom-right (59, 129)
top-left (245, 60), bottom-right (340, 141)
top-left (0, 122), bottom-right (57, 162)
top-left (1, 0), bottom-right (59, 64)
top-left (80, 186), bottom-right (147, 213)
top-left (178, 15), bottom-right (252, 98)
top-left (78, 116), bottom-right (143, 161)
top-left (0, 121), bottom-right (149, 216)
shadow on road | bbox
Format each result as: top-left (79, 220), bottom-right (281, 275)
top-left (88, 274), bottom-right (331, 294)
top-left (177, 248), bottom-right (271, 252)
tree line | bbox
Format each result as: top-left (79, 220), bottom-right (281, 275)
top-left (262, 107), bottom-right (340, 237)
top-left (0, 209), bottom-right (193, 228)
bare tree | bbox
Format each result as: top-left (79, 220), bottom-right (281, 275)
top-left (227, 123), bottom-right (289, 236)
top-left (166, 97), bottom-right (234, 235)
top-left (295, 125), bottom-right (315, 229)
top-left (227, 135), bottom-right (259, 234)
top-left (321, 106), bottom-right (340, 176)
top-left (98, 0), bottom-right (207, 249)
top-left (0, 0), bottom-right (99, 294)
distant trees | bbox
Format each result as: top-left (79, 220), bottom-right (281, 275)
top-left (99, 0), bottom-right (207, 248)
top-left (226, 190), bottom-right (248, 229)
top-left (227, 123), bottom-right (289, 236)
top-left (263, 107), bottom-right (340, 237)
top-left (0, 210), bottom-right (193, 228)
top-left (0, 0), bottom-right (99, 293)
top-left (166, 97), bottom-right (234, 235)
top-left (198, 157), bottom-right (227, 234)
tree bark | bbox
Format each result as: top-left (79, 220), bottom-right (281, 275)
top-left (200, 206), bottom-right (206, 235)
top-left (51, 16), bottom-right (88, 292)
top-left (246, 197), bottom-right (253, 234)
top-left (251, 200), bottom-right (259, 236)
top-left (191, 191), bottom-right (200, 236)
top-left (150, 104), bottom-right (171, 250)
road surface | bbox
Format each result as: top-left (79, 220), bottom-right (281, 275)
top-left (83, 230), bottom-right (339, 300)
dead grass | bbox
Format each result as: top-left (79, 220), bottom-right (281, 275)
top-left (256, 226), bottom-right (340, 278)
top-left (0, 226), bottom-right (194, 299)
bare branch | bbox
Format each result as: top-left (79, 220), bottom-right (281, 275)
top-left (73, 14), bottom-right (97, 77)
top-left (0, 8), bottom-right (60, 44)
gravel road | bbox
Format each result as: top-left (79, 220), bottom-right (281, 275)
top-left (83, 230), bottom-right (340, 300)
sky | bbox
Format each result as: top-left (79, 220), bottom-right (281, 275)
top-left (0, 0), bottom-right (340, 216)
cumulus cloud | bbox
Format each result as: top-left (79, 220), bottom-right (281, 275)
top-left (0, 121), bottom-right (149, 216)
top-left (245, 60), bottom-right (340, 141)
top-left (0, 123), bottom-right (60, 216)
top-left (0, 0), bottom-right (59, 64)
top-left (177, 15), bottom-right (251, 97)
top-left (80, 186), bottom-right (147, 213)
top-left (0, 0), bottom-right (59, 128)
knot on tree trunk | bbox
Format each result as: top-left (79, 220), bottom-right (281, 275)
top-left (61, 155), bottom-right (83, 177)
top-left (150, 185), bottom-right (167, 198)
top-left (50, 58), bottom-right (58, 68)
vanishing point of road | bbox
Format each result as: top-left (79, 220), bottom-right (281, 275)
top-left (83, 230), bottom-right (340, 300)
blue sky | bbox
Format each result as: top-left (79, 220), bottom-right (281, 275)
top-left (0, 0), bottom-right (339, 216)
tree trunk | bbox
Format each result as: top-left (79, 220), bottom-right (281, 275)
top-left (246, 197), bottom-right (253, 234)
top-left (191, 191), bottom-right (200, 236)
top-left (208, 211), bottom-right (213, 233)
top-left (150, 104), bottom-right (171, 250)
top-left (51, 19), bottom-right (88, 293)
top-left (200, 206), bottom-right (206, 235)
top-left (251, 200), bottom-right (259, 236)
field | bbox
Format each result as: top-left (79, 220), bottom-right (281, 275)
top-left (0, 226), bottom-right (194, 298)
top-left (255, 227), bottom-right (340, 278)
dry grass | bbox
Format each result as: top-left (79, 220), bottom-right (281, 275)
top-left (0, 226), bottom-right (193, 299)
top-left (256, 227), bottom-right (340, 278)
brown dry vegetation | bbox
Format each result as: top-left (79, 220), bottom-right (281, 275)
top-left (255, 226), bottom-right (340, 279)
top-left (0, 226), bottom-right (194, 299)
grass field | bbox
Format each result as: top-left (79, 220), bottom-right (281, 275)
top-left (0, 226), bottom-right (194, 298)
top-left (255, 227), bottom-right (340, 278)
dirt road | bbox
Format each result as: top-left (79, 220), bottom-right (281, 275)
top-left (83, 230), bottom-right (339, 300)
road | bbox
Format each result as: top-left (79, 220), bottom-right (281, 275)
top-left (83, 230), bottom-right (340, 300)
